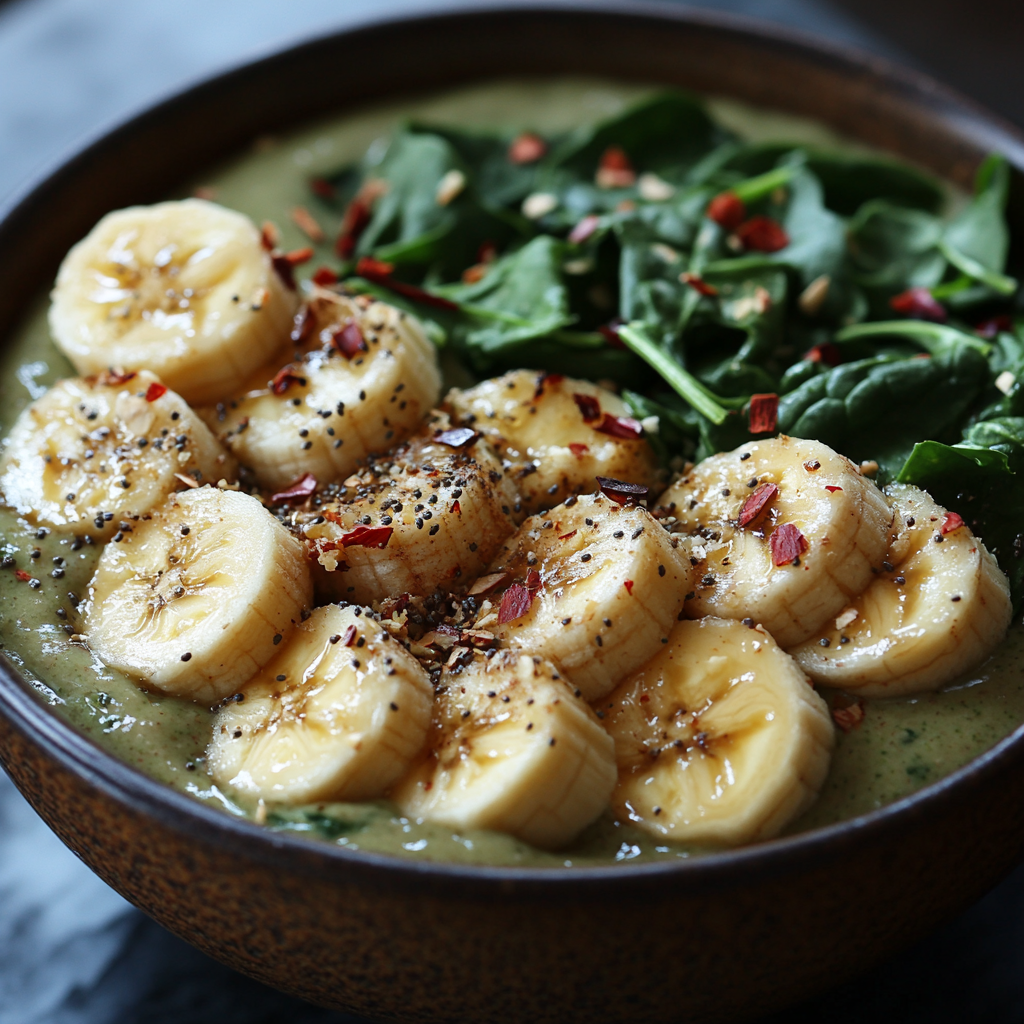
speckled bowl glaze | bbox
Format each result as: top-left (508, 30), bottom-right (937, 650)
top-left (2, 5), bottom-right (1024, 1021)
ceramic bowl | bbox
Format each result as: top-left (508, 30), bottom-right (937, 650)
top-left (2, 5), bottom-right (1024, 1021)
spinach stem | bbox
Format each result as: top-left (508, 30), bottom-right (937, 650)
top-left (618, 323), bottom-right (730, 424)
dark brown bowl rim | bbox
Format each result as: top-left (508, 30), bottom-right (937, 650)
top-left (2, 0), bottom-right (1024, 893)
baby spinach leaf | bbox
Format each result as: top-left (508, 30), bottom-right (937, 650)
top-left (549, 92), bottom-right (726, 179)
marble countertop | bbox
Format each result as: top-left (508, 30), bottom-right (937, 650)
top-left (0, 2), bottom-right (1021, 1022)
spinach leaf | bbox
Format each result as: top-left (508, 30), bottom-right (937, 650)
top-left (779, 347), bottom-right (991, 480)
top-left (897, 428), bottom-right (1024, 605)
top-left (549, 92), bottom-right (725, 180)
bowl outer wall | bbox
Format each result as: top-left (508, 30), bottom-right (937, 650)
top-left (2, 4), bottom-right (1024, 1021)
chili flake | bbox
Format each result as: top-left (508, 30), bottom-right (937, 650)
top-left (596, 414), bottom-right (643, 439)
top-left (339, 525), bottom-right (394, 549)
top-left (498, 583), bottom-right (533, 624)
top-left (270, 365), bottom-right (305, 395)
top-left (354, 257), bottom-right (460, 311)
top-left (568, 215), bottom-right (601, 245)
top-left (596, 146), bottom-right (636, 189)
top-left (825, 485), bottom-right (843, 494)
top-left (98, 369), bottom-right (136, 387)
top-left (568, 443), bottom-right (589, 457)
top-left (15, 570), bottom-right (31, 582)
top-left (144, 382), bottom-right (167, 402)
top-left (597, 476), bottom-right (649, 505)
top-left (332, 320), bottom-right (368, 358)
top-left (941, 512), bottom-right (965, 535)
top-left (270, 473), bottom-right (317, 504)
top-left (748, 393), bottom-right (778, 434)
top-left (573, 393), bottom-right (601, 422)
top-left (680, 272), bottom-right (718, 297)
top-left (737, 216), bottom-right (789, 253)
top-left (738, 482), bottom-right (778, 527)
top-left (770, 523), bottom-right (808, 566)
top-left (804, 342), bottom-right (841, 366)
top-left (833, 701), bottom-right (865, 733)
top-left (508, 132), bottom-right (546, 164)
top-left (890, 287), bottom-right (947, 323)
top-left (624, 579), bottom-right (634, 595)
top-left (312, 266), bottom-right (338, 286)
top-left (706, 191), bottom-right (746, 230)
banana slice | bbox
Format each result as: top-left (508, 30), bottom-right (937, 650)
top-left (789, 484), bottom-right (1012, 696)
top-left (658, 436), bottom-right (894, 647)
top-left (393, 650), bottom-right (616, 849)
top-left (0, 370), bottom-right (236, 537)
top-left (447, 370), bottom-right (660, 515)
top-left (481, 492), bottom-right (695, 702)
top-left (303, 418), bottom-right (520, 604)
top-left (208, 604), bottom-right (433, 804)
top-left (49, 199), bottom-right (297, 405)
top-left (209, 291), bottom-right (442, 491)
top-left (603, 616), bottom-right (834, 846)
top-left (85, 486), bottom-right (312, 703)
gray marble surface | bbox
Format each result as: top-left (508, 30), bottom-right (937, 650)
top-left (0, 2), bottom-right (1021, 1022)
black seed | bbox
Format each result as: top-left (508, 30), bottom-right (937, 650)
top-left (952, 595), bottom-right (961, 602)
top-left (658, 564), bottom-right (665, 576)
top-left (596, 635), bottom-right (603, 646)
top-left (613, 530), bottom-right (623, 539)
top-left (561, 617), bottom-right (572, 625)
top-left (181, 652), bottom-right (192, 662)
top-left (740, 452), bottom-right (751, 461)
top-left (581, 553), bottom-right (591, 562)
top-left (181, 526), bottom-right (190, 535)
top-left (429, 524), bottom-right (440, 535)
top-left (276, 674), bottom-right (286, 681)
top-left (273, 634), bottom-right (283, 645)
top-left (631, 527), bottom-right (643, 539)
top-left (819, 638), bottom-right (830, 647)
top-left (895, 576), bottom-right (906, 585)
top-left (329, 634), bottom-right (341, 644)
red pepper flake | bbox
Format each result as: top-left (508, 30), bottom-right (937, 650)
top-left (283, 247), bottom-right (314, 266)
top-left (707, 191), bottom-right (746, 230)
top-left (942, 511), bottom-right (965, 535)
top-left (477, 241), bottom-right (498, 264)
top-left (737, 216), bottom-right (789, 253)
top-left (144, 382), bottom-right (167, 402)
top-left (598, 323), bottom-right (626, 349)
top-left (312, 266), bottom-right (338, 287)
top-left (260, 221), bottom-right (281, 250)
top-left (290, 205), bottom-right (324, 242)
top-left (433, 427), bottom-right (480, 449)
top-left (525, 568), bottom-right (542, 591)
top-left (639, 693), bottom-right (650, 703)
top-left (568, 215), bottom-right (601, 245)
top-left (534, 371), bottom-right (565, 399)
top-left (270, 365), bottom-right (305, 395)
top-left (498, 583), bottom-right (533, 624)
top-left (98, 369), bottom-right (136, 387)
top-left (596, 413), bottom-right (643, 440)
top-left (748, 393), bottom-right (778, 434)
top-left (451, 500), bottom-right (462, 515)
top-left (825, 485), bottom-right (843, 494)
top-left (770, 523), bottom-right (808, 566)
top-left (568, 443), bottom-right (589, 457)
top-left (467, 572), bottom-right (509, 597)
top-left (309, 177), bottom-right (336, 200)
top-left (340, 525), bottom-right (394, 549)
top-left (975, 314), bottom-right (1013, 339)
top-left (461, 263), bottom-right (489, 284)
top-left (573, 392), bottom-right (602, 422)
top-left (804, 342), bottom-right (842, 367)
top-left (559, 529), bottom-right (578, 540)
top-left (290, 306), bottom-right (316, 345)
top-left (508, 132), bottom-right (547, 164)
top-left (271, 254), bottom-right (297, 290)
top-left (832, 701), bottom-right (865, 733)
top-left (270, 473), bottom-right (318, 504)
top-left (15, 570), bottom-right (31, 582)
top-left (596, 146), bottom-right (636, 188)
top-left (680, 272), bottom-right (719, 297)
top-left (738, 482), bottom-right (778, 527)
top-left (354, 257), bottom-right (460, 311)
top-left (890, 287), bottom-right (947, 324)
top-left (624, 579), bottom-right (634, 595)
top-left (335, 179), bottom-right (389, 258)
top-left (341, 623), bottom-right (358, 647)
top-left (331, 320), bottom-right (367, 358)
top-left (597, 476), bottom-right (650, 505)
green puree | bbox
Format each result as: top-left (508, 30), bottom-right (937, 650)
top-left (0, 79), bottom-right (1020, 868)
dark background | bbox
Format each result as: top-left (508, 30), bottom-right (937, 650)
top-left (1, 2), bottom-right (1023, 1022)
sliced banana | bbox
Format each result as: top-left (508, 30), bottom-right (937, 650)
top-left (0, 370), bottom-right (236, 537)
top-left (393, 650), bottom-right (616, 849)
top-left (208, 291), bottom-right (441, 491)
top-left (85, 486), bottom-right (312, 703)
top-left (659, 436), bottom-right (894, 647)
top-left (303, 418), bottom-right (520, 604)
top-left (790, 484), bottom-right (1012, 696)
top-left (447, 370), bottom-right (660, 514)
top-left (49, 199), bottom-right (297, 406)
top-left (208, 604), bottom-right (433, 804)
top-left (603, 616), bottom-right (834, 846)
top-left (481, 492), bottom-right (695, 702)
